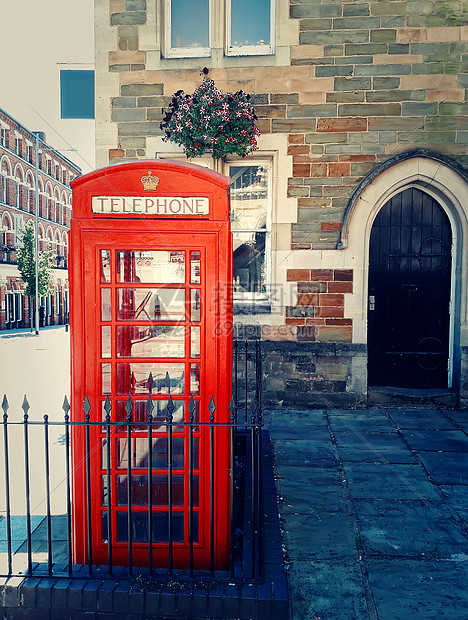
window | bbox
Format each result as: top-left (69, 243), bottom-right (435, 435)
top-left (0, 129), bottom-right (6, 147)
top-left (164, 0), bottom-right (275, 58)
top-left (165, 0), bottom-right (210, 58)
top-left (0, 175), bottom-right (4, 204)
top-left (27, 145), bottom-right (34, 164)
top-left (230, 162), bottom-right (271, 299)
top-left (226, 0), bottom-right (275, 56)
top-left (15, 138), bottom-right (22, 155)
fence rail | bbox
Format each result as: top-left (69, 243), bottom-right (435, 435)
top-left (0, 340), bottom-right (263, 584)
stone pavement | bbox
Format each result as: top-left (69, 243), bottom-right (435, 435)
top-left (265, 407), bottom-right (468, 620)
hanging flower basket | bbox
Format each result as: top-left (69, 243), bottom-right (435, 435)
top-left (160, 69), bottom-right (260, 160)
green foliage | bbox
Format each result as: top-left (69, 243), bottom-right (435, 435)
top-left (16, 221), bottom-right (54, 298)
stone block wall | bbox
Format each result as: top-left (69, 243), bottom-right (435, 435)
top-left (97, 0), bottom-right (468, 404)
top-left (104, 0), bottom-right (468, 251)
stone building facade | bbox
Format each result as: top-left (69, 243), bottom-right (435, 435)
top-left (0, 107), bottom-right (81, 329)
top-left (94, 0), bottom-right (468, 406)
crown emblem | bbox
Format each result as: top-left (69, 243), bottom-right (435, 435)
top-left (141, 170), bottom-right (159, 191)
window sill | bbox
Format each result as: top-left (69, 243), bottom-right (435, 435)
top-left (234, 301), bottom-right (271, 315)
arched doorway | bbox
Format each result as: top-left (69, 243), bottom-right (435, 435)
top-left (368, 187), bottom-right (452, 388)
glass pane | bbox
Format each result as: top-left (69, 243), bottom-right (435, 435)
top-left (229, 165), bottom-right (268, 230)
top-left (101, 289), bottom-right (111, 321)
top-left (231, 0), bottom-right (270, 47)
top-left (112, 399), bottom-right (184, 430)
top-left (171, 0), bottom-right (209, 49)
top-left (100, 250), bottom-right (111, 283)
top-left (117, 325), bottom-right (185, 358)
top-left (190, 251), bottom-right (201, 284)
top-left (191, 289), bottom-right (201, 322)
top-left (102, 363), bottom-right (111, 394)
top-left (233, 231), bottom-right (266, 293)
top-left (102, 326), bottom-right (111, 358)
top-left (117, 436), bottom-right (184, 469)
top-left (190, 364), bottom-right (200, 394)
top-left (103, 511), bottom-right (185, 543)
top-left (115, 474), bottom-right (185, 507)
top-left (117, 250), bottom-right (185, 283)
top-left (117, 289), bottom-right (185, 321)
top-left (191, 326), bottom-right (200, 358)
top-left (116, 363), bottom-right (184, 395)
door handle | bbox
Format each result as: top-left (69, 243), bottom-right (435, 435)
top-left (369, 295), bottom-right (375, 311)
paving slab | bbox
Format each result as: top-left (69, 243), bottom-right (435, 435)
top-left (342, 462), bottom-right (440, 500)
top-left (329, 412), bottom-right (395, 434)
top-left (0, 516), bottom-right (45, 553)
top-left (399, 429), bottom-right (468, 451)
top-left (353, 499), bottom-right (468, 558)
top-left (276, 465), bottom-right (349, 515)
top-left (367, 558), bottom-right (468, 620)
top-left (386, 408), bottom-right (455, 430)
top-left (273, 439), bottom-right (337, 468)
top-left (281, 511), bottom-right (357, 561)
top-left (443, 410), bottom-right (468, 433)
top-left (440, 485), bottom-right (468, 521)
top-left (287, 560), bottom-right (368, 620)
top-left (417, 451), bottom-right (468, 485)
top-left (334, 430), bottom-right (415, 463)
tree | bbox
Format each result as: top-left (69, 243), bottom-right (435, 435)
top-left (17, 220), bottom-right (54, 298)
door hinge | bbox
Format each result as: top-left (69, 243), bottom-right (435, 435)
top-left (449, 301), bottom-right (453, 314)
top-left (447, 358), bottom-right (451, 373)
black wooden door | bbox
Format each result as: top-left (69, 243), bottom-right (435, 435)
top-left (368, 188), bottom-right (452, 388)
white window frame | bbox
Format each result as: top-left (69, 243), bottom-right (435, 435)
top-left (225, 0), bottom-right (275, 57)
top-left (227, 159), bottom-right (273, 304)
top-left (0, 173), bottom-right (5, 204)
top-left (154, 151), bottom-right (273, 305)
top-left (164, 0), bottom-right (212, 59)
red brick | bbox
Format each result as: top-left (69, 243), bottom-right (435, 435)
top-left (297, 293), bottom-right (319, 306)
top-left (286, 318), bottom-right (306, 325)
top-left (321, 222), bottom-right (342, 231)
top-left (310, 162), bottom-right (327, 177)
top-left (289, 134), bottom-right (305, 144)
top-left (306, 318), bottom-right (326, 326)
top-left (334, 269), bottom-right (353, 281)
top-left (320, 293), bottom-right (344, 307)
top-left (325, 318), bottom-right (353, 325)
top-left (315, 306), bottom-right (344, 318)
top-left (328, 281), bottom-right (353, 294)
top-left (328, 163), bottom-right (351, 177)
top-left (317, 117), bottom-right (367, 132)
top-left (109, 148), bottom-right (125, 158)
top-left (293, 164), bottom-right (311, 177)
top-left (287, 269), bottom-right (310, 282)
top-left (288, 145), bottom-right (310, 156)
top-left (316, 325), bottom-right (352, 343)
top-left (310, 269), bottom-right (333, 281)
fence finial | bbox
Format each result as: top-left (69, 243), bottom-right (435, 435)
top-left (22, 395), bottom-right (30, 418)
top-left (2, 394), bottom-right (9, 417)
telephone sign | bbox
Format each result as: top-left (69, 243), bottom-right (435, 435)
top-left (70, 160), bottom-right (233, 570)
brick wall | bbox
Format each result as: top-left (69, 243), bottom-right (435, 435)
top-left (99, 1), bottom-right (468, 403)
top-left (106, 1), bottom-right (467, 251)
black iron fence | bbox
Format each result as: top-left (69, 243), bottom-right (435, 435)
top-left (0, 341), bottom-right (263, 584)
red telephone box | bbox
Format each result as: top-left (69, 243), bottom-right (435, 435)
top-left (70, 160), bottom-right (232, 570)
